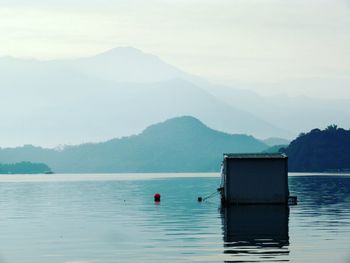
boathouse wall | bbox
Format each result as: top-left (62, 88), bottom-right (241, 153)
top-left (222, 154), bottom-right (289, 204)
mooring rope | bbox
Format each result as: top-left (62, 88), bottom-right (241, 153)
top-left (198, 187), bottom-right (223, 202)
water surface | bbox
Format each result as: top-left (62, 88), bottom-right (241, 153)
top-left (0, 173), bottom-right (349, 263)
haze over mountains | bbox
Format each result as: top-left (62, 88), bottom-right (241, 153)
top-left (1, 47), bottom-right (349, 147)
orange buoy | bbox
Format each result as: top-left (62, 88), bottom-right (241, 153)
top-left (154, 193), bottom-right (161, 202)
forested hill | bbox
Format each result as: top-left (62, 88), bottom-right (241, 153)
top-left (0, 116), bottom-right (268, 173)
top-left (280, 125), bottom-right (350, 172)
top-left (0, 162), bottom-right (52, 174)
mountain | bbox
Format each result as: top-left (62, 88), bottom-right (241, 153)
top-left (263, 145), bottom-right (288, 153)
top-left (280, 125), bottom-right (350, 172)
top-left (0, 48), bottom-right (289, 147)
top-left (0, 116), bottom-right (268, 173)
top-left (1, 47), bottom-right (349, 147)
top-left (200, 83), bottom-right (350, 137)
top-left (263, 137), bottom-right (290, 147)
top-left (68, 47), bottom-right (190, 83)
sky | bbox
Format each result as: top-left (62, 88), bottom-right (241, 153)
top-left (0, 0), bottom-right (350, 98)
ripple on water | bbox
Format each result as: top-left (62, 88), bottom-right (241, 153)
top-left (0, 174), bottom-right (348, 262)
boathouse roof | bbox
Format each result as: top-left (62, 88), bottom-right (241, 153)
top-left (223, 153), bottom-right (287, 159)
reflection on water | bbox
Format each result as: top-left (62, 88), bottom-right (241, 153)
top-left (0, 174), bottom-right (348, 262)
top-left (221, 205), bottom-right (289, 262)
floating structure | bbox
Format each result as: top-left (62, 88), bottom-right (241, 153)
top-left (220, 153), bottom-right (290, 204)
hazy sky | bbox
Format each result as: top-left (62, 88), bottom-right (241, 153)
top-left (0, 0), bottom-right (350, 98)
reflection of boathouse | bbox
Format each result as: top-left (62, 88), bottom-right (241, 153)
top-left (221, 205), bottom-right (289, 261)
top-left (221, 153), bottom-right (289, 204)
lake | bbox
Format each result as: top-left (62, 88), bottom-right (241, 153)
top-left (0, 173), bottom-right (349, 263)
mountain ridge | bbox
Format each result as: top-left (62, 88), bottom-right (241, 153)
top-left (0, 57), bottom-right (290, 147)
top-left (0, 116), bottom-right (269, 173)
top-left (1, 46), bottom-right (348, 147)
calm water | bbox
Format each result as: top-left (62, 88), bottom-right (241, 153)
top-left (0, 173), bottom-right (349, 263)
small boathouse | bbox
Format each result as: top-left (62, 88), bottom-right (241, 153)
top-left (221, 153), bottom-right (289, 204)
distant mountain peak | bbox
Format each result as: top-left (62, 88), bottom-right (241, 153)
top-left (106, 46), bottom-right (141, 52)
top-left (93, 46), bottom-right (149, 58)
top-left (89, 46), bottom-right (166, 65)
top-left (71, 46), bottom-right (187, 83)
